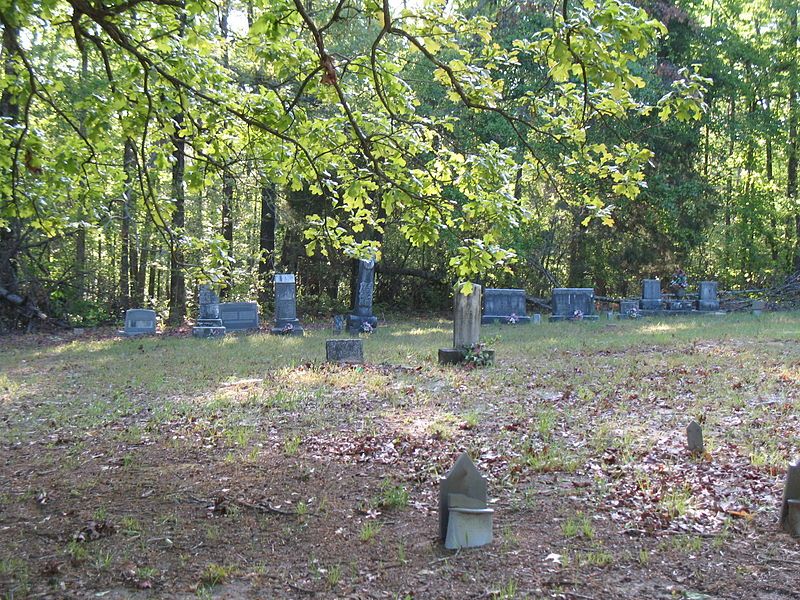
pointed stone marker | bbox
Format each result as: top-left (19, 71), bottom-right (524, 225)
top-left (780, 463), bottom-right (800, 537)
top-left (687, 421), bottom-right (704, 455)
top-left (439, 453), bottom-right (494, 549)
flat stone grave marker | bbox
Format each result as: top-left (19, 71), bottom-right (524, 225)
top-left (326, 339), bottom-right (363, 364)
top-left (219, 302), bottom-right (259, 331)
top-left (123, 309), bottom-right (156, 336)
top-left (698, 281), bottom-right (720, 311)
top-left (271, 274), bottom-right (303, 335)
top-left (550, 288), bottom-right (598, 321)
top-left (439, 453), bottom-right (493, 549)
top-left (481, 288), bottom-right (531, 324)
top-left (687, 421), bottom-right (704, 455)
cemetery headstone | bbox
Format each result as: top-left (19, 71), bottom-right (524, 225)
top-left (347, 259), bottom-right (378, 334)
top-left (780, 463), bottom-right (800, 537)
top-left (640, 279), bottom-right (663, 311)
top-left (549, 288), bottom-right (598, 321)
top-left (533, 313), bottom-right (542, 324)
top-left (271, 273), bottom-right (303, 335)
top-left (218, 302), bottom-right (260, 330)
top-left (333, 314), bottom-right (346, 333)
top-left (439, 453), bottom-right (494, 549)
top-left (620, 300), bottom-right (640, 318)
top-left (752, 299), bottom-right (765, 316)
top-left (697, 281), bottom-right (720, 311)
top-left (481, 288), bottom-right (531, 324)
top-left (325, 339), bottom-right (363, 364)
top-left (123, 309), bottom-right (157, 337)
top-left (439, 284), bottom-right (488, 365)
top-left (686, 421), bottom-right (704, 455)
top-left (192, 285), bottom-right (226, 338)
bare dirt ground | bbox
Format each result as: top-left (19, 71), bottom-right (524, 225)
top-left (1, 314), bottom-right (799, 599)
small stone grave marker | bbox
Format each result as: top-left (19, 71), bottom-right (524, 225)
top-left (687, 421), bottom-right (704, 455)
top-left (325, 339), bottom-right (363, 364)
top-left (752, 299), bottom-right (765, 316)
top-left (123, 309), bottom-right (157, 337)
top-left (192, 285), bottom-right (226, 338)
top-left (439, 453), bottom-right (494, 549)
top-left (533, 313), bottom-right (542, 324)
top-left (333, 314), bottom-right (345, 333)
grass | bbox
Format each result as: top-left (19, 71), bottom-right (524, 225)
top-left (1, 313), bottom-right (799, 597)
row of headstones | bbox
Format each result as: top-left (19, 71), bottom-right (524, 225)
top-left (123, 260), bottom-right (380, 337)
top-left (632, 279), bottom-right (720, 314)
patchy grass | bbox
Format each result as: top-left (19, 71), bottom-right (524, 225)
top-left (0, 313), bottom-right (799, 598)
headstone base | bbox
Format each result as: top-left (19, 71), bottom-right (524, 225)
top-left (667, 300), bottom-right (693, 311)
top-left (270, 318), bottom-right (304, 336)
top-left (549, 315), bottom-right (599, 322)
top-left (326, 339), bottom-right (364, 363)
top-left (438, 348), bottom-right (465, 365)
top-left (697, 301), bottom-right (720, 312)
top-left (481, 315), bottom-right (532, 325)
top-left (640, 299), bottom-right (663, 311)
top-left (347, 315), bottom-right (378, 334)
top-left (192, 326), bottom-right (226, 338)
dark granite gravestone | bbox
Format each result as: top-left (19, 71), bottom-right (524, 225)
top-left (123, 309), bottom-right (157, 336)
top-left (481, 288), bottom-right (531, 324)
top-left (271, 274), bottom-right (303, 335)
top-left (439, 453), bottom-right (493, 549)
top-left (640, 279), bottom-right (663, 311)
top-left (549, 288), bottom-right (598, 321)
top-left (333, 315), bottom-right (346, 333)
top-left (347, 259), bottom-right (378, 334)
top-left (192, 285), bottom-right (226, 338)
top-left (687, 421), bottom-right (704, 455)
top-left (697, 281), bottom-right (720, 311)
top-left (218, 302), bottom-right (259, 330)
top-left (325, 339), bottom-right (363, 363)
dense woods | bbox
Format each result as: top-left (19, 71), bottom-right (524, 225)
top-left (0, 0), bottom-right (795, 329)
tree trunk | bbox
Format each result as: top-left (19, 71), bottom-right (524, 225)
top-left (167, 111), bottom-right (187, 325)
top-left (220, 167), bottom-right (234, 298)
top-left (258, 181), bottom-right (277, 308)
top-left (789, 5), bottom-right (800, 271)
top-left (120, 138), bottom-right (137, 311)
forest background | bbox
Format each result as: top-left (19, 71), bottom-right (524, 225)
top-left (0, 0), bottom-right (796, 328)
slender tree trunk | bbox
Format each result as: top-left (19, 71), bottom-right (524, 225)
top-left (258, 181), bottom-right (276, 308)
top-left (167, 111), bottom-right (187, 324)
top-left (765, 98), bottom-right (780, 263)
top-left (120, 139), bottom-right (137, 311)
top-left (789, 5), bottom-right (800, 271)
top-left (220, 167), bottom-right (234, 298)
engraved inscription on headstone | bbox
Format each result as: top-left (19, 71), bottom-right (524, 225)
top-left (123, 309), bottom-right (157, 337)
top-left (347, 259), bottom-right (378, 333)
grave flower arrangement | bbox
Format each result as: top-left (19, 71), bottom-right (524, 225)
top-left (507, 313), bottom-right (518, 325)
top-left (361, 322), bottom-right (374, 334)
top-left (281, 323), bottom-right (294, 335)
top-left (571, 309), bottom-right (584, 321)
top-left (463, 342), bottom-right (494, 368)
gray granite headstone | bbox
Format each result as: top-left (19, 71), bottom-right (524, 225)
top-left (752, 299), bottom-right (765, 316)
top-left (533, 313), bottom-right (542, 324)
top-left (481, 288), bottom-right (530, 324)
top-left (439, 453), bottom-right (493, 549)
top-left (698, 281), bottom-right (719, 311)
top-left (123, 309), bottom-right (156, 336)
top-left (347, 259), bottom-right (378, 333)
top-left (271, 274), bottom-right (303, 335)
top-left (687, 421), bottom-right (704, 455)
top-left (550, 288), bottom-right (597, 321)
top-left (640, 279), bottom-right (663, 311)
top-left (219, 302), bottom-right (259, 330)
top-left (333, 314), bottom-right (346, 333)
top-left (325, 339), bottom-right (363, 363)
top-left (193, 284), bottom-right (226, 338)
